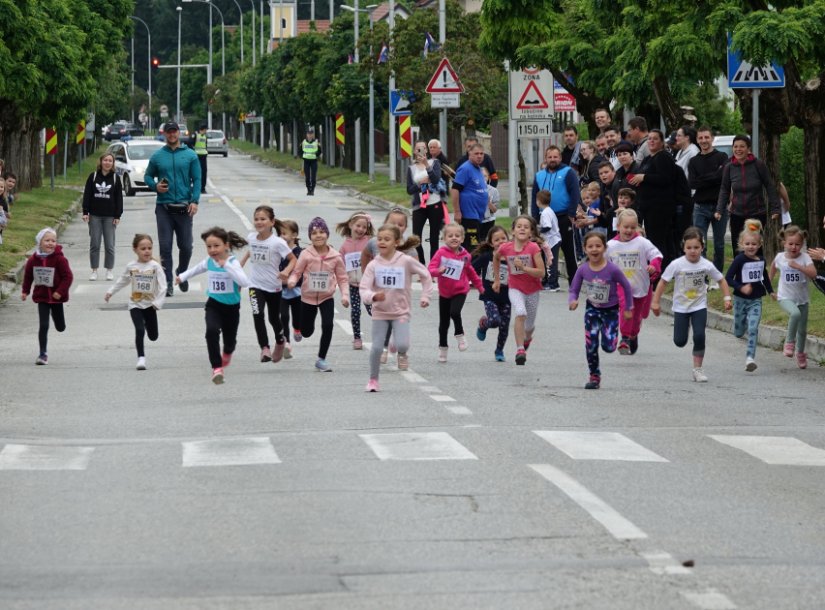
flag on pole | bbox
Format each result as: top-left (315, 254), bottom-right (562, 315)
top-left (423, 32), bottom-right (438, 57)
top-left (377, 43), bottom-right (388, 64)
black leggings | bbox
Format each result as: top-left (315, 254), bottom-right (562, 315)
top-left (37, 302), bottom-right (66, 354)
top-left (280, 295), bottom-right (301, 337)
top-left (204, 298), bottom-right (240, 368)
top-left (438, 293), bottom-right (467, 347)
top-left (412, 202), bottom-right (443, 263)
top-left (673, 309), bottom-right (708, 357)
top-left (130, 308), bottom-right (159, 357)
top-left (300, 299), bottom-right (335, 359)
top-left (249, 288), bottom-right (284, 348)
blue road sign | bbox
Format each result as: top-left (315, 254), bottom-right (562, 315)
top-left (727, 34), bottom-right (785, 89)
top-left (390, 90), bottom-right (414, 116)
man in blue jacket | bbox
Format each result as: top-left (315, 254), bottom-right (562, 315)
top-left (145, 121), bottom-right (202, 296)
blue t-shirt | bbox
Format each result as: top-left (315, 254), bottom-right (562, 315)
top-left (452, 162), bottom-right (489, 221)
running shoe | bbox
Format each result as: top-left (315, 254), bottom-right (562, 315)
top-left (293, 329), bottom-right (303, 343)
top-left (272, 343), bottom-right (285, 363)
top-left (221, 353), bottom-right (232, 368)
top-left (211, 367), bottom-right (224, 384)
top-left (315, 358), bottom-right (332, 372)
top-left (494, 349), bottom-right (505, 362)
top-left (438, 347), bottom-right (448, 363)
top-left (745, 357), bottom-right (757, 372)
top-left (515, 348), bottom-right (526, 365)
top-left (353, 338), bottom-right (363, 350)
top-left (105, 269), bottom-right (114, 281)
top-left (179, 279), bottom-right (189, 293)
top-left (692, 367), bottom-right (708, 382)
top-left (166, 285), bottom-right (174, 297)
top-left (796, 352), bottom-right (808, 369)
top-left (136, 357), bottom-right (146, 371)
top-left (629, 336), bottom-right (639, 355)
top-left (397, 353), bottom-right (409, 370)
top-left (618, 340), bottom-right (631, 355)
top-left (89, 270), bottom-right (98, 281)
top-left (585, 374), bottom-right (601, 389)
top-left (456, 334), bottom-right (467, 351)
top-left (260, 346), bottom-right (272, 362)
top-left (365, 378), bottom-right (379, 392)
top-left (783, 342), bottom-right (795, 357)
top-left (35, 353), bottom-right (48, 366)
top-left (476, 316), bottom-right (488, 341)
top-left (283, 343), bottom-right (293, 359)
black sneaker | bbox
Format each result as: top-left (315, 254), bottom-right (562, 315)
top-left (585, 374), bottom-right (600, 389)
top-left (179, 280), bottom-right (189, 293)
top-left (166, 285), bottom-right (174, 297)
top-left (629, 336), bottom-right (639, 355)
top-left (515, 349), bottom-right (526, 365)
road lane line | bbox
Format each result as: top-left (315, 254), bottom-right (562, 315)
top-left (429, 395), bottom-right (456, 402)
top-left (0, 444), bottom-right (94, 471)
top-left (709, 435), bottom-right (825, 466)
top-left (640, 550), bottom-right (692, 575)
top-left (335, 319), bottom-right (354, 336)
top-left (182, 437), bottom-right (281, 467)
top-left (528, 464), bottom-right (648, 540)
top-left (216, 191), bottom-right (254, 231)
top-left (446, 406), bottom-right (473, 415)
top-left (360, 432), bottom-right (478, 461)
top-left (400, 371), bottom-right (427, 383)
top-left (534, 431), bottom-right (669, 462)
top-left (680, 588), bottom-right (737, 609)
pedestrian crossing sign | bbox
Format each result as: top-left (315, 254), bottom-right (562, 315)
top-left (727, 34), bottom-right (785, 89)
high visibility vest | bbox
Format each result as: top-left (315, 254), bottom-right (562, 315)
top-left (302, 139), bottom-right (319, 160)
top-left (194, 132), bottom-right (208, 156)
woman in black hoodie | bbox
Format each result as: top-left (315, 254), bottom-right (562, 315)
top-left (82, 152), bottom-right (123, 281)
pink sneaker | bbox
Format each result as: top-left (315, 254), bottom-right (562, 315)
top-left (783, 342), bottom-right (795, 357)
top-left (211, 367), bottom-right (224, 384)
top-left (272, 342), bottom-right (285, 363)
top-left (260, 346), bottom-right (272, 362)
top-left (221, 353), bottom-right (232, 368)
top-left (796, 352), bottom-right (808, 369)
top-left (365, 378), bottom-right (379, 392)
top-left (353, 338), bottom-right (363, 350)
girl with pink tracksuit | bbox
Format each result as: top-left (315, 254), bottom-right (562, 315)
top-left (360, 224), bottom-right (433, 391)
top-left (428, 222), bottom-right (484, 362)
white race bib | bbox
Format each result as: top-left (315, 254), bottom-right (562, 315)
top-left (441, 258), bottom-right (465, 280)
top-left (583, 279), bottom-right (610, 304)
top-left (249, 244), bottom-right (269, 264)
top-left (507, 255), bottom-right (532, 275)
top-left (681, 271), bottom-right (706, 301)
top-left (344, 252), bottom-right (361, 273)
top-left (742, 261), bottom-right (764, 283)
top-left (32, 266), bottom-right (55, 287)
top-left (486, 262), bottom-right (508, 285)
top-left (131, 271), bottom-right (156, 294)
top-left (613, 251), bottom-right (641, 279)
top-left (208, 271), bottom-right (233, 294)
top-left (375, 266), bottom-right (405, 290)
top-left (783, 268), bottom-right (803, 284)
top-left (308, 271), bottom-right (331, 291)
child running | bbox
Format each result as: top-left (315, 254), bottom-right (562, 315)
top-left (279, 220), bottom-right (302, 359)
top-left (104, 234), bottom-right (167, 370)
top-left (536, 189), bottom-right (562, 291)
top-left (569, 231), bottom-right (634, 389)
top-left (493, 215), bottom-right (544, 365)
top-left (177, 227), bottom-right (250, 384)
top-left (240, 206), bottom-right (296, 364)
top-left (429, 223), bottom-right (484, 362)
top-left (606, 208), bottom-right (662, 355)
top-left (769, 225), bottom-right (817, 369)
top-left (287, 217), bottom-right (349, 372)
top-left (21, 228), bottom-right (74, 365)
top-left (360, 224), bottom-right (433, 391)
top-left (472, 225), bottom-right (511, 361)
top-left (725, 219), bottom-right (773, 372)
top-left (652, 227), bottom-right (732, 382)
top-left (336, 211), bottom-right (375, 350)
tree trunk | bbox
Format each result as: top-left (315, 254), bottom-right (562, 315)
top-left (803, 123), bottom-right (825, 248)
top-left (517, 146), bottom-right (528, 215)
top-left (761, 131), bottom-right (782, 263)
top-left (0, 105), bottom-right (43, 190)
top-left (651, 75), bottom-right (681, 132)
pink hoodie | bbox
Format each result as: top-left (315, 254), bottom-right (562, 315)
top-left (289, 244), bottom-right (349, 305)
top-left (360, 251), bottom-right (433, 321)
top-left (338, 235), bottom-right (370, 283)
top-left (428, 245), bottom-right (483, 298)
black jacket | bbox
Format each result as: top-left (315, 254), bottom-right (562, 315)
top-left (82, 171), bottom-right (123, 218)
top-left (689, 149), bottom-right (728, 204)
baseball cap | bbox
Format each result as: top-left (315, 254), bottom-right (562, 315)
top-left (164, 121), bottom-right (180, 132)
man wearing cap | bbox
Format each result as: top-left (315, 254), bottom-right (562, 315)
top-left (194, 123), bottom-right (209, 194)
top-left (145, 121), bottom-right (201, 297)
top-left (301, 128), bottom-right (321, 196)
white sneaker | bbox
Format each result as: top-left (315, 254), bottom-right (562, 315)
top-left (456, 334), bottom-right (467, 352)
top-left (136, 357), bottom-right (146, 371)
top-left (692, 367), bottom-right (708, 382)
top-left (89, 270), bottom-right (98, 281)
top-left (106, 269), bottom-right (114, 281)
top-left (438, 346), bottom-right (448, 363)
top-left (745, 357), bottom-right (757, 372)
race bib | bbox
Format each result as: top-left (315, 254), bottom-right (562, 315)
top-left (32, 266), bottom-right (55, 287)
top-left (486, 262), bottom-right (508, 284)
top-left (131, 271), bottom-right (156, 294)
top-left (441, 258), bottom-right (465, 280)
top-left (344, 252), bottom-right (361, 273)
top-left (742, 261), bottom-right (764, 283)
top-left (681, 271), bottom-right (706, 301)
top-left (507, 255), bottom-right (532, 275)
top-left (308, 271), bottom-right (331, 291)
top-left (249, 244), bottom-right (269, 264)
top-left (208, 271), bottom-right (233, 294)
top-left (614, 251), bottom-right (641, 279)
top-left (583, 279), bottom-right (610, 304)
top-left (783, 268), bottom-right (803, 284)
top-left (375, 266), bottom-right (405, 289)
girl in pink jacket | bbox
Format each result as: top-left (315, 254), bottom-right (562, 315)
top-left (428, 223), bottom-right (483, 362)
top-left (360, 224), bottom-right (433, 391)
top-left (287, 217), bottom-right (349, 372)
top-left (336, 211), bottom-right (374, 351)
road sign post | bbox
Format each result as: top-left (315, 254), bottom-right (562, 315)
top-left (426, 58), bottom-right (464, 154)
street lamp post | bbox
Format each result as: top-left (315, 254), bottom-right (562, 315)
top-left (183, 0), bottom-right (226, 130)
top-left (227, 0), bottom-right (244, 65)
top-left (248, 0), bottom-right (256, 66)
top-left (177, 6), bottom-right (182, 123)
top-left (129, 16), bottom-right (152, 131)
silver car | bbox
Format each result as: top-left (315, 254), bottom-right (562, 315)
top-left (206, 130), bottom-right (229, 157)
top-left (107, 139), bottom-right (165, 196)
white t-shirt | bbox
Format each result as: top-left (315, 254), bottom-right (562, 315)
top-left (246, 232), bottom-right (293, 292)
top-left (773, 252), bottom-right (812, 304)
top-left (607, 236), bottom-right (662, 298)
top-left (539, 207), bottom-right (561, 249)
top-left (662, 256), bottom-right (723, 313)
top-left (483, 185), bottom-right (500, 223)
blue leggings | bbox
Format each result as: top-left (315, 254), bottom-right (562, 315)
top-left (481, 301), bottom-right (511, 352)
top-left (733, 296), bottom-right (762, 359)
top-left (584, 303), bottom-right (619, 376)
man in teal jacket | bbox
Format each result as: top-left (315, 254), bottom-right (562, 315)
top-left (145, 121), bottom-right (202, 296)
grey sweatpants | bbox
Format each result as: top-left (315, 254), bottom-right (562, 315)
top-left (370, 318), bottom-right (410, 379)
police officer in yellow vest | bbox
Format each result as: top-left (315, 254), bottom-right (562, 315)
top-left (301, 128), bottom-right (321, 196)
top-left (194, 123), bottom-right (208, 194)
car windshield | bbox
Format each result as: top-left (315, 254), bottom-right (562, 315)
top-left (127, 143), bottom-right (162, 160)
top-left (207, 131), bottom-right (224, 139)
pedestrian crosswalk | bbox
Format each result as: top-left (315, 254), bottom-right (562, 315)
top-left (0, 431), bottom-right (823, 471)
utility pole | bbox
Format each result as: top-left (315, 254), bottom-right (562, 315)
top-left (388, 1), bottom-right (396, 183)
top-left (438, 0), bottom-right (446, 156)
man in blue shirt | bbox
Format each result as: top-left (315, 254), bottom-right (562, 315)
top-left (450, 144), bottom-right (489, 251)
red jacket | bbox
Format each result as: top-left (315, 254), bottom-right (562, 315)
top-left (22, 245), bottom-right (74, 303)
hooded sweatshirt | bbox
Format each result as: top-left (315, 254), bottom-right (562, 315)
top-left (716, 154), bottom-right (780, 218)
top-left (428, 245), bottom-right (483, 298)
top-left (22, 245), bottom-right (74, 303)
top-left (359, 250), bottom-right (433, 321)
top-left (289, 244), bottom-right (349, 305)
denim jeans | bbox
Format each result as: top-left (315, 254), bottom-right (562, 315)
top-left (692, 203), bottom-right (727, 272)
top-left (733, 296), bottom-right (762, 359)
top-left (88, 214), bottom-right (117, 270)
top-left (155, 204), bottom-right (193, 287)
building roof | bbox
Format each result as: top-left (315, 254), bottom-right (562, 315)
top-left (296, 19), bottom-right (331, 34)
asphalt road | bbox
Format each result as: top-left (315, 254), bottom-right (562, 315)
top-left (1, 152), bottom-right (823, 610)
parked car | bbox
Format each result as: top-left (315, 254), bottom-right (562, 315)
top-left (156, 123), bottom-right (193, 146)
top-left (206, 130), bottom-right (229, 157)
top-left (712, 135), bottom-right (739, 159)
top-left (104, 121), bottom-right (145, 141)
top-left (106, 139), bottom-right (164, 196)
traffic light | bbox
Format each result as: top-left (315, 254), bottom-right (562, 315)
top-left (151, 57), bottom-right (160, 72)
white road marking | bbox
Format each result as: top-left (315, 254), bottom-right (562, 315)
top-left (528, 464), bottom-right (648, 540)
top-left (429, 395), bottom-right (456, 402)
top-left (400, 371), bottom-right (427, 383)
top-left (0, 444), bottom-right (94, 471)
top-left (446, 406), bottom-right (473, 415)
top-left (216, 191), bottom-right (254, 231)
top-left (419, 386), bottom-right (441, 393)
top-left (640, 550), bottom-right (692, 575)
top-left (335, 319), bottom-right (354, 336)
top-left (709, 435), bottom-right (825, 466)
top-left (360, 432), bottom-right (478, 461)
top-left (182, 437), bottom-right (281, 467)
top-left (680, 588), bottom-right (737, 609)
top-left (534, 431), bottom-right (669, 462)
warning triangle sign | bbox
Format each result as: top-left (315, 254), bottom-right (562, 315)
top-left (426, 58), bottom-right (464, 93)
top-left (516, 81), bottom-right (550, 110)
top-left (731, 60), bottom-right (783, 85)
